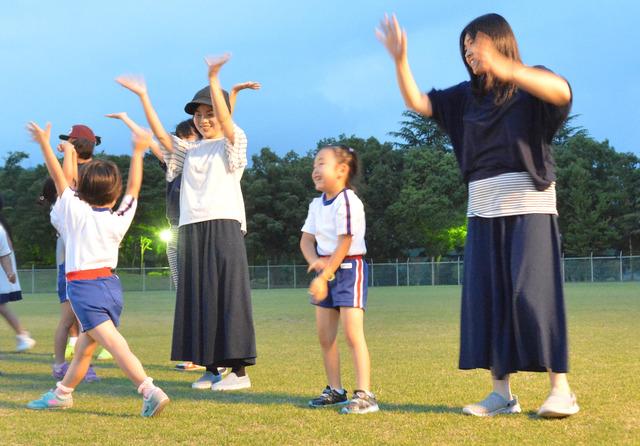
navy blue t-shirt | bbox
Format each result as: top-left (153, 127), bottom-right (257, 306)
top-left (428, 68), bottom-right (571, 191)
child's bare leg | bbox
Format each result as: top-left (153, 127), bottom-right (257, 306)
top-left (54, 302), bottom-right (77, 364)
top-left (87, 320), bottom-right (147, 387)
top-left (491, 372), bottom-right (513, 400)
top-left (60, 333), bottom-right (98, 389)
top-left (340, 307), bottom-right (370, 392)
top-left (548, 370), bottom-right (571, 395)
top-left (0, 303), bottom-right (25, 334)
top-left (69, 320), bottom-right (79, 338)
top-left (315, 306), bottom-right (341, 389)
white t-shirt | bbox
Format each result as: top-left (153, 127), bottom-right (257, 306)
top-left (174, 126), bottom-right (248, 232)
top-left (0, 225), bottom-right (21, 293)
top-left (50, 188), bottom-right (137, 273)
top-left (301, 188), bottom-right (367, 256)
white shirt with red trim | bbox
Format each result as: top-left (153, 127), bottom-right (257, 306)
top-left (50, 188), bottom-right (137, 273)
top-left (301, 188), bottom-right (366, 256)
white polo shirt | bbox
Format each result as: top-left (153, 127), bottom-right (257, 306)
top-left (172, 126), bottom-right (248, 233)
top-left (301, 188), bottom-right (367, 256)
top-left (0, 225), bottom-right (21, 293)
top-left (50, 188), bottom-right (137, 273)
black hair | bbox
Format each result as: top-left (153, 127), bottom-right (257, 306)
top-left (174, 119), bottom-right (201, 140)
top-left (460, 13), bottom-right (521, 105)
top-left (39, 177), bottom-right (58, 207)
top-left (76, 159), bottom-right (122, 207)
top-left (70, 137), bottom-right (96, 160)
top-left (319, 145), bottom-right (360, 190)
top-left (0, 194), bottom-right (13, 244)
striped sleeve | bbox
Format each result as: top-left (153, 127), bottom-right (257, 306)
top-left (113, 195), bottom-right (138, 239)
top-left (335, 190), bottom-right (352, 236)
top-left (165, 135), bottom-right (189, 181)
top-left (225, 125), bottom-right (248, 172)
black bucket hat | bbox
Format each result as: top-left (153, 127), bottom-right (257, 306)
top-left (184, 86), bottom-right (231, 115)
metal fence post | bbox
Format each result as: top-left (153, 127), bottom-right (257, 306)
top-left (142, 264), bottom-right (146, 292)
top-left (267, 261), bottom-right (271, 290)
top-left (293, 262), bottom-right (296, 288)
top-left (406, 258), bottom-right (410, 286)
top-left (31, 264), bottom-right (35, 294)
top-left (620, 251), bottom-right (623, 282)
top-left (457, 256), bottom-right (461, 286)
top-left (395, 259), bottom-right (399, 286)
top-left (561, 252), bottom-right (565, 283)
top-left (590, 252), bottom-right (594, 282)
top-left (370, 259), bottom-right (374, 287)
top-left (431, 257), bottom-right (435, 286)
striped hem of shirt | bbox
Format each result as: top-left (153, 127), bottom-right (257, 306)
top-left (467, 172), bottom-right (557, 218)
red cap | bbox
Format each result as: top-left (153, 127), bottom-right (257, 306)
top-left (59, 125), bottom-right (101, 145)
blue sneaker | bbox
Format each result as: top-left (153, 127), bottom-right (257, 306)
top-left (27, 390), bottom-right (73, 410)
top-left (141, 387), bottom-right (170, 417)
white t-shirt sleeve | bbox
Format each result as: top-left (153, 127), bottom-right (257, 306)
top-left (50, 188), bottom-right (84, 237)
top-left (335, 190), bottom-right (363, 237)
top-left (225, 125), bottom-right (248, 172)
top-left (0, 225), bottom-right (11, 257)
top-left (301, 200), bottom-right (317, 234)
top-left (112, 195), bottom-right (138, 240)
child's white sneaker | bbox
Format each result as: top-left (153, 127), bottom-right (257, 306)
top-left (16, 333), bottom-right (36, 352)
top-left (211, 372), bottom-right (251, 391)
top-left (191, 371), bottom-right (222, 389)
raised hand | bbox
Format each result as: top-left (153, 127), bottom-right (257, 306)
top-left (56, 141), bottom-right (74, 153)
top-left (27, 121), bottom-right (51, 146)
top-left (205, 53), bottom-right (231, 79)
top-left (132, 129), bottom-right (153, 153)
top-left (467, 31), bottom-right (517, 81)
top-left (232, 81), bottom-right (261, 92)
top-left (105, 112), bottom-right (129, 120)
top-left (115, 75), bottom-right (148, 97)
top-left (376, 13), bottom-right (407, 62)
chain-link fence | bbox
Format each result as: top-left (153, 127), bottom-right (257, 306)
top-left (16, 254), bottom-right (640, 294)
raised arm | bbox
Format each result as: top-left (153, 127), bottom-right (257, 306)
top-left (125, 130), bottom-right (152, 199)
top-left (229, 81), bottom-right (261, 115)
top-left (376, 14), bottom-right (433, 117)
top-left (205, 54), bottom-right (236, 144)
top-left (106, 112), bottom-right (165, 161)
top-left (58, 141), bottom-right (77, 187)
top-left (115, 76), bottom-right (174, 152)
top-left (471, 32), bottom-right (571, 106)
top-left (27, 122), bottom-right (69, 195)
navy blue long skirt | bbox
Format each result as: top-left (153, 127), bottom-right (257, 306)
top-left (459, 214), bottom-right (569, 379)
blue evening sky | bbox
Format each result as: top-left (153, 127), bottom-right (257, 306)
top-left (1, 0), bottom-right (637, 167)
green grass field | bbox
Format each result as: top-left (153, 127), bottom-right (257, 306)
top-left (1, 283), bottom-right (639, 445)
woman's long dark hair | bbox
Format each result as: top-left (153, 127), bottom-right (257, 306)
top-left (459, 13), bottom-right (521, 105)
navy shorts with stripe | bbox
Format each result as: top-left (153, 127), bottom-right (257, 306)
top-left (57, 262), bottom-right (68, 303)
top-left (67, 275), bottom-right (124, 332)
top-left (312, 257), bottom-right (368, 310)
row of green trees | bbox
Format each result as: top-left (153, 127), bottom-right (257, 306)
top-left (1, 113), bottom-right (638, 267)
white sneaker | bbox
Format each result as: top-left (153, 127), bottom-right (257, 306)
top-left (191, 371), bottom-right (222, 389)
top-left (16, 333), bottom-right (36, 352)
top-left (537, 392), bottom-right (580, 418)
top-left (462, 392), bottom-right (521, 417)
top-left (211, 372), bottom-right (251, 391)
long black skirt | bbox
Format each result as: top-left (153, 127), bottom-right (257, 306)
top-left (459, 214), bottom-right (568, 379)
top-left (171, 219), bottom-right (256, 367)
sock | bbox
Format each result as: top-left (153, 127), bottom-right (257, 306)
top-left (206, 365), bottom-right (220, 376)
top-left (137, 377), bottom-right (157, 399)
top-left (54, 381), bottom-right (74, 399)
top-left (232, 366), bottom-right (246, 377)
top-left (68, 337), bottom-right (78, 347)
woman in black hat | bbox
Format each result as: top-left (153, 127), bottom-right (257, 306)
top-left (116, 55), bottom-right (257, 391)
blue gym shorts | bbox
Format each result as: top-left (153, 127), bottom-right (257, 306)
top-left (57, 262), bottom-right (68, 303)
top-left (67, 275), bottom-right (124, 332)
top-left (312, 256), bottom-right (368, 310)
